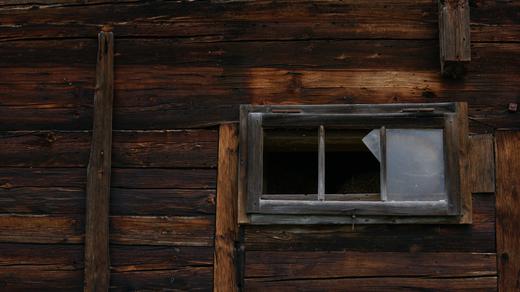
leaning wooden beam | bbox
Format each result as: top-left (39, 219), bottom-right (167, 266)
top-left (438, 0), bottom-right (471, 78)
top-left (214, 124), bottom-right (239, 292)
top-left (84, 30), bottom-right (114, 292)
top-left (495, 131), bottom-right (520, 291)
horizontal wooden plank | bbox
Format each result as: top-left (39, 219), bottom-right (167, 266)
top-left (0, 0), bottom-right (516, 42)
top-left (0, 187), bottom-right (84, 214)
top-left (0, 243), bottom-right (83, 268)
top-left (0, 215), bottom-right (214, 245)
top-left (110, 245), bottom-right (213, 272)
top-left (111, 188), bottom-right (215, 216)
top-left (0, 40), bottom-right (519, 131)
top-left (0, 130), bottom-right (217, 168)
top-left (111, 168), bottom-right (216, 189)
top-left (245, 276), bottom-right (498, 292)
top-left (0, 269), bottom-right (82, 291)
top-left (0, 187), bottom-right (215, 215)
top-left (110, 267), bottom-right (213, 291)
top-left (110, 215), bottom-right (215, 247)
top-left (245, 193), bottom-right (495, 252)
top-left (245, 251), bottom-right (497, 279)
top-left (0, 214), bottom-right (84, 244)
top-left (0, 168), bottom-right (216, 189)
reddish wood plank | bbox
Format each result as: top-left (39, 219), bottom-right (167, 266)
top-left (0, 214), bottom-right (83, 244)
top-left (214, 124), bottom-right (239, 292)
top-left (495, 130), bottom-right (520, 291)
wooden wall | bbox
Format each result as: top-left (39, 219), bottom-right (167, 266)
top-left (0, 0), bottom-right (518, 290)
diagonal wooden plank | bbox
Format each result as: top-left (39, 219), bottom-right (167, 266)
top-left (84, 29), bottom-right (114, 292)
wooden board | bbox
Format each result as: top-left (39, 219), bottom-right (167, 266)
top-left (0, 130), bottom-right (217, 168)
top-left (0, 42), bottom-right (519, 131)
top-left (495, 131), bottom-right (520, 291)
top-left (214, 124), bottom-right (239, 292)
top-left (0, 168), bottom-right (216, 189)
top-left (244, 194), bottom-right (495, 253)
top-left (245, 251), bottom-right (496, 279)
top-left (84, 30), bottom-right (113, 292)
top-left (438, 0), bottom-right (471, 78)
top-left (245, 276), bottom-right (497, 291)
top-left (0, 0), bottom-right (517, 42)
top-left (469, 134), bottom-right (495, 193)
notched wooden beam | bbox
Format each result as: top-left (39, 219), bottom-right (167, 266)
top-left (438, 0), bottom-right (471, 79)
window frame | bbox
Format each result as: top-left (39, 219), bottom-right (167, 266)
top-left (238, 103), bottom-right (470, 225)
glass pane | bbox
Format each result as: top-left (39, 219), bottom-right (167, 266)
top-left (385, 129), bottom-right (446, 201)
top-left (325, 129), bottom-right (380, 194)
top-left (263, 129), bottom-right (318, 194)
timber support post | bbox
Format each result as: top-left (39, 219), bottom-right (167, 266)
top-left (214, 123), bottom-right (240, 292)
top-left (84, 29), bottom-right (114, 292)
top-left (438, 0), bottom-right (471, 79)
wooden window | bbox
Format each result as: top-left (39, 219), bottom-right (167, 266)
top-left (239, 103), bottom-right (470, 224)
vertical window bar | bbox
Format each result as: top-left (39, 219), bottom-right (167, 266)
top-left (318, 125), bottom-right (326, 200)
top-left (380, 126), bottom-right (388, 201)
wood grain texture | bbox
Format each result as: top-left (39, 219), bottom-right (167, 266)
top-left (214, 124), bottom-right (239, 292)
top-left (438, 0), bottom-right (471, 78)
top-left (0, 243), bottom-right (83, 291)
top-left (245, 251), bottom-right (496, 279)
top-left (469, 134), bottom-right (495, 193)
top-left (0, 41), bottom-right (519, 131)
top-left (110, 215), bottom-right (215, 247)
top-left (244, 194), bottom-right (495, 252)
top-left (0, 130), bottom-right (217, 168)
top-left (84, 31), bottom-right (113, 292)
top-left (495, 131), bottom-right (520, 291)
top-left (0, 0), bottom-right (516, 42)
top-left (0, 167), bottom-right (216, 189)
top-left (0, 214), bottom-right (215, 246)
top-left (245, 276), bottom-right (497, 291)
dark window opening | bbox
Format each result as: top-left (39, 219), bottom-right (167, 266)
top-left (263, 129), bottom-right (318, 194)
top-left (325, 129), bottom-right (380, 195)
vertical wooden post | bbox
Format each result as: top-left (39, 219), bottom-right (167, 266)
top-left (438, 0), bottom-right (471, 78)
top-left (495, 131), bottom-right (520, 291)
top-left (84, 30), bottom-right (114, 292)
top-left (214, 124), bottom-right (239, 292)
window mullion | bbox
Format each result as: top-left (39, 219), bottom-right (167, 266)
top-left (318, 125), bottom-right (325, 200)
top-left (380, 126), bottom-right (387, 201)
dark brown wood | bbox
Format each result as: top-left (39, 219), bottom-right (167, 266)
top-left (110, 267), bottom-right (213, 291)
top-left (495, 131), bottom-right (520, 291)
top-left (0, 0), bottom-right (516, 42)
top-left (84, 30), bottom-right (114, 292)
top-left (214, 124), bottom-right (239, 292)
top-left (245, 276), bottom-right (497, 291)
top-left (438, 0), bottom-right (471, 78)
top-left (246, 113), bottom-right (263, 213)
top-left (0, 243), bottom-right (83, 290)
top-left (0, 214), bottom-right (84, 244)
top-left (469, 134), bottom-right (495, 193)
top-left (110, 215), bottom-right (215, 246)
top-left (245, 251), bottom-right (496, 279)
top-left (0, 130), bottom-right (217, 168)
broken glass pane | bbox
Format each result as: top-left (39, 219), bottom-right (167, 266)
top-left (362, 129), bottom-right (447, 201)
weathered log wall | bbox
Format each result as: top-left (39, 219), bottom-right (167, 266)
top-left (0, 0), bottom-right (517, 290)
